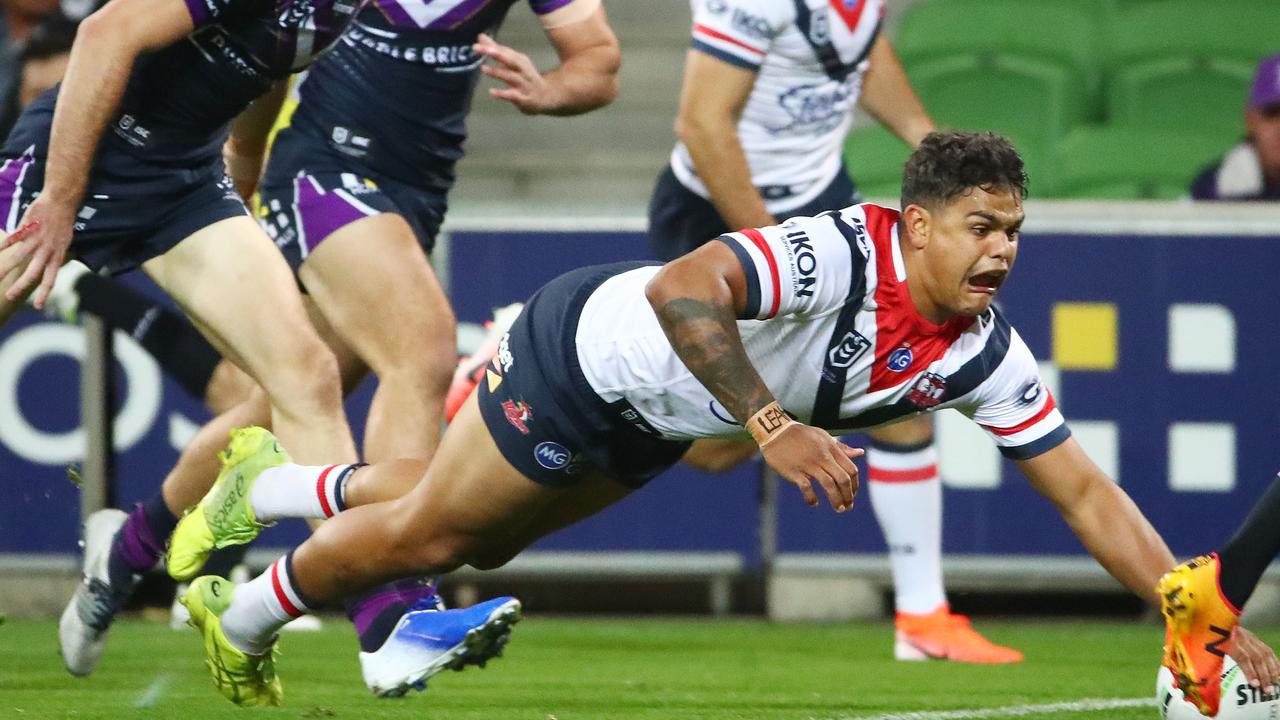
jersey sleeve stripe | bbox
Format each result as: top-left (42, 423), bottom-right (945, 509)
top-left (690, 40), bottom-right (762, 71)
top-left (979, 392), bottom-right (1059, 437)
top-left (741, 227), bottom-right (781, 318)
top-left (998, 424), bottom-right (1072, 460)
top-left (693, 24), bottom-right (767, 56)
top-left (717, 235), bottom-right (762, 318)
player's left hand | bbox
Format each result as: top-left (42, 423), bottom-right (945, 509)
top-left (0, 195), bottom-right (76, 308)
top-left (474, 33), bottom-right (558, 115)
top-left (1232, 626), bottom-right (1280, 688)
top-left (223, 142), bottom-right (264, 202)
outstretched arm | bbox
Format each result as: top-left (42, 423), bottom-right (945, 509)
top-left (0, 0), bottom-right (196, 305)
top-left (1016, 436), bottom-right (1173, 603)
top-left (646, 241), bottom-right (859, 511)
top-left (475, 3), bottom-right (620, 116)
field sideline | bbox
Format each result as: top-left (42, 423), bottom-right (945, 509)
top-left (6, 617), bottom-right (1273, 719)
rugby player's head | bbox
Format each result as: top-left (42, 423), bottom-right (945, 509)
top-left (898, 131), bottom-right (1027, 322)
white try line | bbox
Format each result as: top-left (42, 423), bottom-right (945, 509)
top-left (134, 673), bottom-right (175, 708)
top-left (818, 697), bottom-right (1154, 720)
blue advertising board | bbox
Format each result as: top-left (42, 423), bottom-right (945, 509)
top-left (2, 223), bottom-right (1277, 565)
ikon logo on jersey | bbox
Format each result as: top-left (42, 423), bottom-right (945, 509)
top-left (887, 347), bottom-right (914, 372)
top-left (827, 331), bottom-right (871, 369)
top-left (908, 372), bottom-right (947, 409)
top-left (502, 399), bottom-right (532, 435)
top-left (534, 442), bottom-right (572, 470)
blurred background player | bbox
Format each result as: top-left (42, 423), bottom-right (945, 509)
top-left (0, 0), bottom-right (62, 138)
top-left (45, 0), bottom-right (622, 673)
top-left (645, 0), bottom-right (1015, 663)
top-left (1159, 472), bottom-right (1280, 716)
top-left (0, 0), bottom-right (374, 677)
top-left (1190, 54), bottom-right (1280, 201)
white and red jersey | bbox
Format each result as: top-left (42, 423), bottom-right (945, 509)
top-left (575, 203), bottom-right (1070, 460)
top-left (671, 0), bottom-right (884, 215)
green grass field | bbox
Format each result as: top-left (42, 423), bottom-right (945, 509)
top-left (5, 617), bottom-right (1271, 719)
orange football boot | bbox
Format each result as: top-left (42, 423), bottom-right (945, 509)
top-left (444, 303), bottom-right (524, 422)
top-left (894, 605), bottom-right (1023, 664)
top-left (1159, 553), bottom-right (1242, 716)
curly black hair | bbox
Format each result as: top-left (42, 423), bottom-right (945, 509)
top-left (901, 131), bottom-right (1028, 209)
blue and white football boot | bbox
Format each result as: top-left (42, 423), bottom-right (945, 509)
top-left (359, 595), bottom-right (522, 698)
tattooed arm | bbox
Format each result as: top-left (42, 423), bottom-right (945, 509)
top-left (645, 241), bottom-right (861, 511)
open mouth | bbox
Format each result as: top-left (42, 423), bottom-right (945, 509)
top-left (967, 270), bottom-right (1007, 295)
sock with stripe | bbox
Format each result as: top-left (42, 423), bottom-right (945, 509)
top-left (866, 439), bottom-right (947, 615)
top-left (221, 551), bottom-right (315, 655)
top-left (1216, 473), bottom-right (1280, 610)
top-left (248, 463), bottom-right (363, 522)
top-left (106, 494), bottom-right (179, 586)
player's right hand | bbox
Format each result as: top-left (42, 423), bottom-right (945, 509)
top-left (0, 196), bottom-right (76, 308)
top-left (760, 424), bottom-right (862, 512)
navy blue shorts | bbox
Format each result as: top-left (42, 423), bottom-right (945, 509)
top-left (646, 165), bottom-right (861, 261)
top-left (476, 262), bottom-right (693, 489)
top-left (0, 149), bottom-right (248, 275)
top-left (257, 130), bottom-right (446, 272)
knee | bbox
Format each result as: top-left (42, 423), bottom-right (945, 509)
top-left (390, 528), bottom-right (474, 576)
top-left (265, 340), bottom-right (344, 411)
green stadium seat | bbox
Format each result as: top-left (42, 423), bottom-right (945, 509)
top-left (1109, 1), bottom-right (1277, 70)
top-left (843, 125), bottom-right (911, 200)
top-left (895, 0), bottom-right (1108, 115)
top-left (1043, 126), bottom-right (1236, 199)
top-left (907, 54), bottom-right (1090, 144)
top-left (1107, 56), bottom-right (1255, 133)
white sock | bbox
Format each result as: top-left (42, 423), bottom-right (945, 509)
top-left (866, 443), bottom-right (946, 615)
top-left (249, 463), bottom-right (360, 522)
top-left (222, 553), bottom-right (313, 654)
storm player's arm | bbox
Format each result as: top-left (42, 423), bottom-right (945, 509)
top-left (535, 2), bottom-right (620, 115)
top-left (40, 0), bottom-right (197, 209)
top-left (1015, 437), bottom-right (1173, 603)
top-left (223, 81), bottom-right (288, 200)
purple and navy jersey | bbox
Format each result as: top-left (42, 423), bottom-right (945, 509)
top-left (277, 0), bottom-right (575, 188)
top-left (4, 0), bottom-right (363, 171)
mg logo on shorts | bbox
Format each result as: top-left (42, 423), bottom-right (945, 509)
top-left (534, 441), bottom-right (571, 470)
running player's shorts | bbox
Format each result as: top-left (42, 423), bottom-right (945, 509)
top-left (257, 133), bottom-right (447, 271)
top-left (0, 150), bottom-right (249, 275)
top-left (476, 262), bottom-right (693, 489)
top-left (647, 163), bottom-right (862, 262)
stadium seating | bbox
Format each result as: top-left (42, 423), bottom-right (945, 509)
top-left (843, 125), bottom-right (910, 200)
top-left (894, 0), bottom-right (1107, 93)
top-left (1106, 56), bottom-right (1255, 133)
top-left (1044, 126), bottom-right (1235, 199)
top-left (906, 54), bottom-right (1090, 147)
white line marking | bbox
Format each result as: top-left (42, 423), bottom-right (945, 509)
top-left (817, 697), bottom-right (1153, 720)
top-left (134, 673), bottom-right (174, 707)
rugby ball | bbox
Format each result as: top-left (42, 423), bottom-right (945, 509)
top-left (1157, 656), bottom-right (1280, 719)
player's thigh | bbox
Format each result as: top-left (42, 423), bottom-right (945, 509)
top-left (470, 470), bottom-right (634, 570)
top-left (141, 216), bottom-right (328, 386)
top-left (298, 212), bottom-right (455, 375)
top-left (682, 438), bottom-right (758, 473)
top-left (867, 414), bottom-right (934, 446)
top-left (394, 391), bottom-right (567, 555)
top-left (0, 246), bottom-right (33, 325)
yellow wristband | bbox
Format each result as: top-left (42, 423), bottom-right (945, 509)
top-left (746, 401), bottom-right (795, 447)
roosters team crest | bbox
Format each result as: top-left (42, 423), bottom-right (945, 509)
top-left (502, 399), bottom-right (533, 435)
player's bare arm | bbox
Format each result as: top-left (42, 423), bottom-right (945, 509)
top-left (475, 3), bottom-right (620, 116)
top-left (646, 242), bottom-right (859, 512)
top-left (0, 0), bottom-right (197, 306)
top-left (674, 50), bottom-right (774, 230)
top-left (1015, 436), bottom-right (1174, 603)
top-left (223, 81), bottom-right (288, 201)
top-left (856, 36), bottom-right (934, 148)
